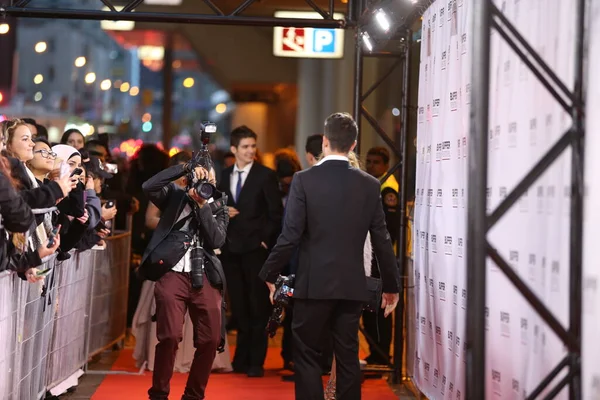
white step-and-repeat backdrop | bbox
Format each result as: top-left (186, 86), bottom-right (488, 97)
top-left (583, 1), bottom-right (600, 399)
top-left (412, 0), bottom-right (582, 398)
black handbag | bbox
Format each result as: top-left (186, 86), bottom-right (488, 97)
top-left (140, 230), bottom-right (192, 281)
top-left (363, 275), bottom-right (383, 313)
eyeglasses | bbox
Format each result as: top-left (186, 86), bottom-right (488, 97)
top-left (34, 149), bottom-right (58, 160)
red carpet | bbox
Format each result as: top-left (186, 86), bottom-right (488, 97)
top-left (91, 347), bottom-right (398, 399)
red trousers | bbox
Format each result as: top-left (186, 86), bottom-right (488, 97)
top-left (148, 271), bottom-right (222, 400)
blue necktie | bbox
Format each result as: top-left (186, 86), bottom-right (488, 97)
top-left (235, 170), bottom-right (243, 202)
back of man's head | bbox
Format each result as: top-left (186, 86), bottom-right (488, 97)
top-left (324, 113), bottom-right (358, 153)
top-left (230, 125), bottom-right (257, 148)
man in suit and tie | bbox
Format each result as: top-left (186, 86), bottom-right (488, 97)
top-left (218, 126), bottom-right (283, 377)
top-left (259, 112), bottom-right (400, 400)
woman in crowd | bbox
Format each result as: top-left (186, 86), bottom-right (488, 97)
top-left (60, 128), bottom-right (86, 150)
top-left (132, 151), bottom-right (233, 374)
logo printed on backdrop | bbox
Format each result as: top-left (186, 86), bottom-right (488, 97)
top-left (508, 121), bottom-right (518, 148)
top-left (441, 375), bottom-right (447, 395)
top-left (513, 379), bottom-right (521, 396)
top-left (504, 59), bottom-right (512, 86)
top-left (431, 12), bottom-right (436, 32)
top-left (453, 285), bottom-right (458, 305)
top-left (431, 234), bottom-right (438, 253)
top-left (533, 325), bottom-right (540, 354)
top-left (447, 330), bottom-right (454, 351)
top-left (454, 335), bottom-right (461, 357)
top-left (428, 320), bottom-right (434, 339)
top-left (432, 98), bottom-right (441, 117)
top-left (528, 253), bottom-right (536, 283)
top-left (420, 315), bottom-right (426, 335)
top-left (450, 91), bottom-right (458, 111)
top-left (426, 144), bottom-right (431, 163)
top-left (449, 383), bottom-right (454, 397)
top-left (485, 306), bottom-right (490, 331)
top-left (461, 33), bottom-right (467, 55)
top-left (447, 0), bottom-right (454, 21)
top-left (465, 83), bottom-right (471, 104)
top-left (424, 362), bottom-right (430, 381)
top-left (583, 277), bottom-right (597, 315)
top-left (436, 189), bottom-right (444, 207)
top-left (520, 189), bottom-right (529, 213)
top-left (529, 117), bottom-right (537, 146)
top-left (520, 317), bottom-right (528, 345)
top-left (442, 50), bottom-right (447, 70)
top-left (461, 288), bottom-right (467, 309)
top-left (419, 106), bottom-right (425, 124)
top-left (425, 232), bottom-right (430, 252)
top-left (461, 187), bottom-right (466, 208)
top-left (436, 325), bottom-right (443, 345)
top-left (427, 189), bottom-right (434, 207)
top-left (546, 185), bottom-right (556, 215)
top-left (439, 7), bottom-right (444, 27)
top-left (429, 278), bottom-right (435, 298)
top-left (499, 186), bottom-right (508, 200)
top-left (433, 369), bottom-right (439, 388)
top-left (492, 370), bottom-right (502, 396)
top-left (493, 125), bottom-right (501, 150)
top-left (486, 187), bottom-right (492, 213)
top-left (452, 188), bottom-right (459, 208)
top-left (509, 250), bottom-right (519, 273)
top-left (537, 185), bottom-right (545, 214)
top-left (551, 261), bottom-right (560, 292)
top-left (457, 390), bottom-right (461, 400)
top-left (501, 311), bottom-right (511, 337)
top-left (439, 281), bottom-right (446, 301)
top-left (444, 236), bottom-right (453, 255)
top-left (457, 138), bottom-right (461, 159)
top-left (457, 237), bottom-right (464, 258)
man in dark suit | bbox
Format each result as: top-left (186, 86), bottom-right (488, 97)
top-left (259, 113), bottom-right (400, 400)
top-left (218, 126), bottom-right (283, 377)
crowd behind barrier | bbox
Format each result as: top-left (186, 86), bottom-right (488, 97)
top-left (0, 229), bottom-right (131, 400)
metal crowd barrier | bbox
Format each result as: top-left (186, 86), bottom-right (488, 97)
top-left (0, 229), bottom-right (131, 400)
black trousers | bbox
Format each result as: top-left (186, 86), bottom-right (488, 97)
top-left (293, 299), bottom-right (363, 400)
top-left (222, 248), bottom-right (272, 370)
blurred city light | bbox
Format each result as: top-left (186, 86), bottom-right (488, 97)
top-left (129, 86), bottom-right (140, 96)
top-left (169, 147), bottom-right (181, 157)
top-left (142, 121), bottom-right (153, 132)
top-left (375, 9), bottom-right (391, 32)
top-left (84, 72), bottom-right (96, 84)
top-left (0, 92), bottom-right (3, 103)
top-left (172, 60), bottom-right (182, 69)
top-left (34, 74), bottom-right (44, 84)
top-left (34, 92), bottom-right (43, 102)
top-left (120, 82), bottom-right (130, 93)
top-left (215, 103), bottom-right (227, 114)
top-left (0, 24), bottom-right (9, 35)
top-left (142, 113), bottom-right (152, 123)
top-left (183, 77), bottom-right (195, 88)
top-left (100, 79), bottom-right (112, 90)
top-left (392, 107), bottom-right (400, 116)
top-left (35, 42), bottom-right (47, 53)
top-left (74, 57), bottom-right (87, 68)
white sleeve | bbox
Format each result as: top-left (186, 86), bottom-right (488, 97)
top-left (363, 232), bottom-right (373, 276)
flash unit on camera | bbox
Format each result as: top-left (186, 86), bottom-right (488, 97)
top-left (203, 123), bottom-right (217, 133)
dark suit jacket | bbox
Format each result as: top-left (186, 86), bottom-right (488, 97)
top-left (258, 159), bottom-right (400, 302)
top-left (218, 163), bottom-right (283, 254)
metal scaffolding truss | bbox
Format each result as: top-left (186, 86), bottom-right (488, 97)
top-left (1, 0), bottom-right (349, 27)
top-left (466, 1), bottom-right (587, 399)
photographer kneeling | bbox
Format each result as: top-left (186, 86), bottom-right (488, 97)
top-left (140, 159), bottom-right (229, 400)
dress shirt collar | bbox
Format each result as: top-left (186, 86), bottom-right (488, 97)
top-left (315, 154), bottom-right (349, 166)
top-left (233, 161), bottom-right (253, 174)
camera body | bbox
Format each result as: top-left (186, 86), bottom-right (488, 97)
top-left (266, 274), bottom-right (295, 338)
top-left (189, 122), bottom-right (218, 200)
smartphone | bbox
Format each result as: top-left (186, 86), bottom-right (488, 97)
top-left (36, 268), bottom-right (52, 276)
top-left (60, 161), bottom-right (70, 179)
top-left (70, 167), bottom-right (83, 177)
top-left (46, 224), bottom-right (61, 248)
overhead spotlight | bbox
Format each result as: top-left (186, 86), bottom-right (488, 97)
top-left (361, 32), bottom-right (374, 52)
top-left (375, 9), bottom-right (391, 32)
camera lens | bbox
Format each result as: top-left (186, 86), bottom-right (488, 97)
top-left (197, 181), bottom-right (215, 200)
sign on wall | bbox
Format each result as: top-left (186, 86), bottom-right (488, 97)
top-left (273, 11), bottom-right (345, 59)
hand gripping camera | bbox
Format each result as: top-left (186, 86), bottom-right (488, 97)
top-left (187, 122), bottom-right (218, 200)
top-left (266, 274), bottom-right (295, 338)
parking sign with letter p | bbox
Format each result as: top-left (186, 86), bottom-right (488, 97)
top-left (313, 29), bottom-right (335, 53)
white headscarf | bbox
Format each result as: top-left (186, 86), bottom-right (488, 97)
top-left (51, 144), bottom-right (80, 163)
